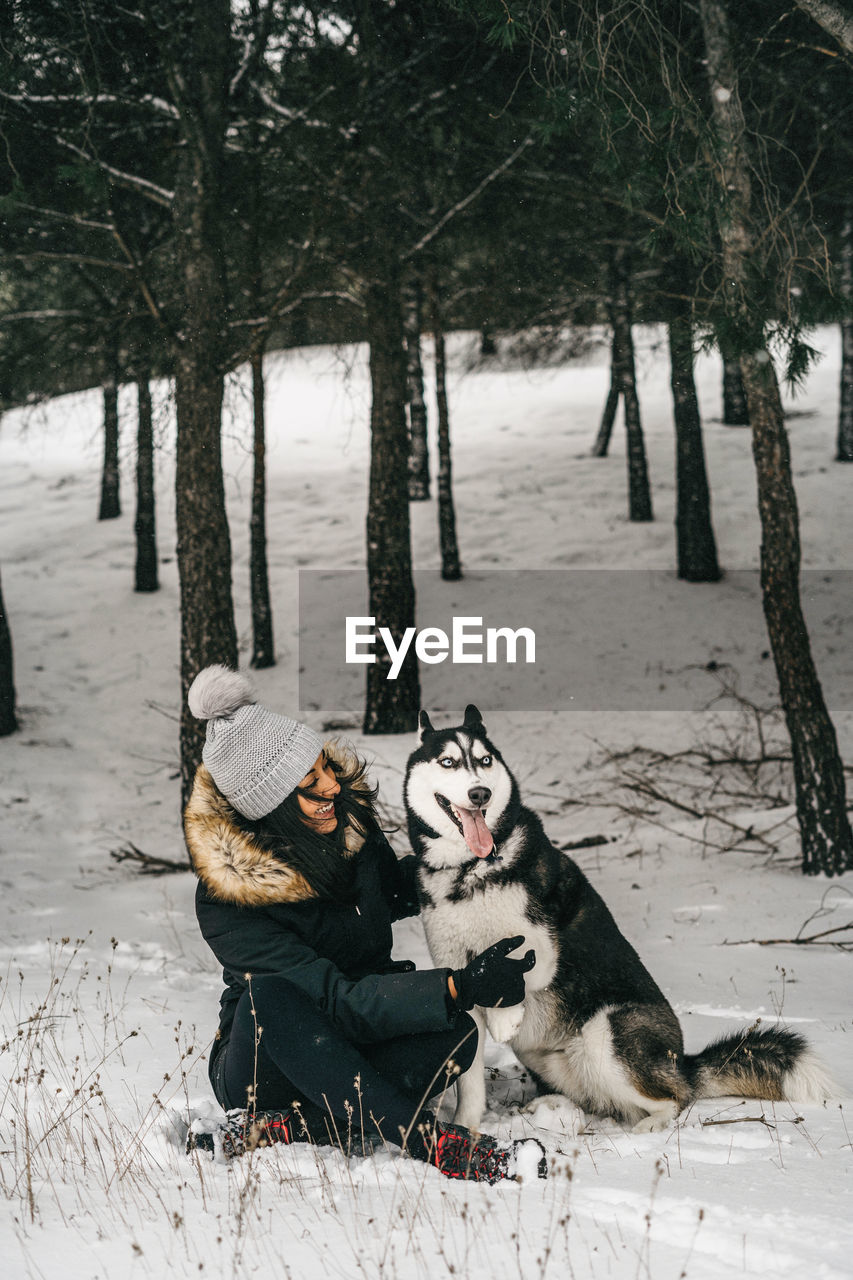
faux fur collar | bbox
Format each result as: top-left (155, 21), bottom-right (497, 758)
top-left (184, 757), bottom-right (367, 907)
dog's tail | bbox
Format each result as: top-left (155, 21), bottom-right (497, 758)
top-left (685, 1024), bottom-right (835, 1104)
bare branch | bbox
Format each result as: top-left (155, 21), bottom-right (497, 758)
top-left (0, 309), bottom-right (91, 323)
top-left (9, 251), bottom-right (131, 273)
top-left (405, 137), bottom-right (534, 258)
top-left (230, 0), bottom-right (276, 97)
top-left (109, 221), bottom-right (168, 331)
top-left (723, 924), bottom-right (853, 948)
top-left (227, 291), bottom-right (362, 332)
top-left (110, 842), bottom-right (189, 876)
top-left (56, 139), bottom-right (174, 207)
top-left (4, 203), bottom-right (115, 233)
top-left (0, 90), bottom-right (179, 118)
top-left (700, 1114), bottom-right (778, 1128)
top-left (253, 83), bottom-right (339, 132)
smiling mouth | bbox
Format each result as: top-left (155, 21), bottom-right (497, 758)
top-left (314, 801), bottom-right (335, 817)
top-left (435, 793), bottom-right (494, 859)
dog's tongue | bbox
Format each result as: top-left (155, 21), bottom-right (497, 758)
top-left (458, 807), bottom-right (494, 858)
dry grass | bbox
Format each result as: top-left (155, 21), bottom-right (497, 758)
top-left (0, 940), bottom-right (581, 1280)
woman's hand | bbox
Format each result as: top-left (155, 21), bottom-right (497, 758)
top-left (450, 936), bottom-right (536, 1010)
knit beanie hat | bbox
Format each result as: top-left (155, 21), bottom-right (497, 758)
top-left (187, 665), bottom-right (324, 820)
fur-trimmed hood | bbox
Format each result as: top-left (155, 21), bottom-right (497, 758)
top-left (184, 752), bottom-right (368, 908)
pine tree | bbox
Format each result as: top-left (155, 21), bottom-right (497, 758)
top-left (98, 363), bottom-right (121, 521)
top-left (454, 0), bottom-right (852, 873)
top-left (697, 0), bottom-right (852, 875)
top-left (240, 0), bottom-right (277, 671)
top-left (134, 377), bottom-right (159, 593)
top-left (0, 569), bottom-right (17, 737)
top-left (668, 301), bottom-right (721, 582)
top-left (592, 329), bottom-right (621, 457)
top-left (429, 275), bottom-right (462, 582)
top-left (249, 349), bottom-right (275, 668)
top-left (168, 0), bottom-right (239, 804)
top-left (1, 1), bottom-right (239, 808)
top-left (404, 279), bottom-right (431, 501)
top-left (721, 348), bottom-right (749, 426)
top-left (837, 200), bottom-right (853, 462)
top-left (270, 2), bottom-right (530, 733)
top-left (607, 245), bottom-right (653, 522)
top-left (363, 268), bottom-right (420, 733)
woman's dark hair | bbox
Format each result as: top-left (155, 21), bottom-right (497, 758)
top-left (247, 746), bottom-right (378, 902)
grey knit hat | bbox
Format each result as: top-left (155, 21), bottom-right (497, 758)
top-left (187, 665), bottom-right (323, 819)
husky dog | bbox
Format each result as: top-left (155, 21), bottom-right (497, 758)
top-left (404, 706), bottom-right (834, 1133)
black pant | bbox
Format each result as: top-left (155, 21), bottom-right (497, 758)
top-left (220, 975), bottom-right (478, 1147)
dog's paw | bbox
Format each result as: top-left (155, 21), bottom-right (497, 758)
top-left (522, 1093), bottom-right (566, 1115)
top-left (485, 1005), bottom-right (525, 1043)
top-left (631, 1102), bottom-right (678, 1134)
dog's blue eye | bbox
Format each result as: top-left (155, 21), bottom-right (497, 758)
top-left (479, 755), bottom-right (492, 767)
top-left (439, 757), bottom-right (456, 768)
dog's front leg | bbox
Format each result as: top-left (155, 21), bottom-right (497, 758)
top-left (453, 1007), bottom-right (487, 1131)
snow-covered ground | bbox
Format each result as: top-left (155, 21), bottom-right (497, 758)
top-left (1, 327), bottom-right (851, 1279)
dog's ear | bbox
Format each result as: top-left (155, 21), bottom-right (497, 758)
top-left (463, 704), bottom-right (484, 733)
top-left (418, 710), bottom-right (435, 741)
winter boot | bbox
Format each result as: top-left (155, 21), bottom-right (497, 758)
top-left (187, 1108), bottom-right (302, 1160)
top-left (410, 1117), bottom-right (547, 1184)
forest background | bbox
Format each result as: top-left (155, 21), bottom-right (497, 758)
top-left (2, 0), bottom-right (853, 874)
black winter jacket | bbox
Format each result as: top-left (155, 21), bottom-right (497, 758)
top-left (184, 763), bottom-right (457, 1084)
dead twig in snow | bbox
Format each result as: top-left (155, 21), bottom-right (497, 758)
top-left (577, 672), bottom-right (851, 861)
top-left (110, 842), bottom-right (189, 875)
top-left (723, 887), bottom-right (853, 950)
top-left (722, 924), bottom-right (853, 949)
top-left (700, 1114), bottom-right (777, 1128)
top-left (559, 834), bottom-right (613, 851)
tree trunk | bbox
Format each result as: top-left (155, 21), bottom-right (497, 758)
top-left (0, 568), bottom-right (17, 736)
top-left (837, 199), bottom-right (853, 462)
top-left (669, 309), bottom-right (721, 582)
top-left (592, 328), bottom-right (620, 457)
top-left (429, 280), bottom-right (462, 582)
top-left (480, 323), bottom-right (497, 357)
top-left (721, 349), bottom-right (749, 425)
top-left (404, 280), bottom-right (430, 501)
top-left (250, 350), bottom-right (275, 668)
top-left (98, 368), bottom-right (121, 520)
top-left (246, 0), bottom-right (275, 670)
top-left (743, 354), bottom-right (852, 874)
top-left (134, 377), bottom-right (158, 593)
top-left (171, 0), bottom-right (238, 808)
top-left (608, 246), bottom-right (653, 520)
top-left (699, 0), bottom-right (853, 875)
top-left (363, 275), bottom-right (420, 734)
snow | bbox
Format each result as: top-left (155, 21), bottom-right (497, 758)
top-left (1, 326), bottom-right (851, 1280)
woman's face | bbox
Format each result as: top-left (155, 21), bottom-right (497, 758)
top-left (296, 752), bottom-right (340, 833)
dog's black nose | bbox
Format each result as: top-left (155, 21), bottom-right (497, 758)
top-left (468, 786), bottom-right (491, 808)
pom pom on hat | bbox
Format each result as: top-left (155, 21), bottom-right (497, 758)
top-left (188, 665), bottom-right (256, 721)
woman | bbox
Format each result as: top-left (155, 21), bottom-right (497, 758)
top-left (183, 666), bottom-right (541, 1182)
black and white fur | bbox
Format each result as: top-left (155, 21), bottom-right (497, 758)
top-left (404, 706), bottom-right (835, 1133)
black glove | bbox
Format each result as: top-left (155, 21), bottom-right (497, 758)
top-left (452, 936), bottom-right (536, 1011)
